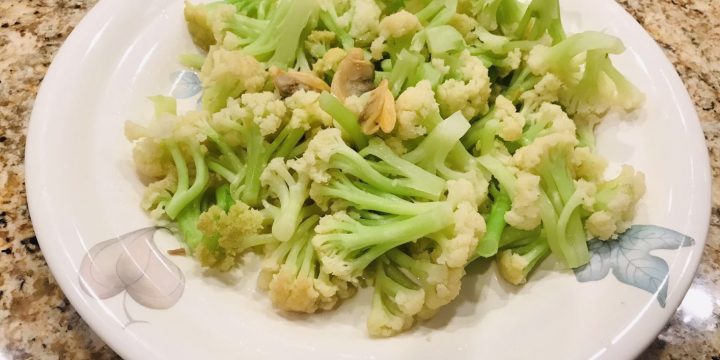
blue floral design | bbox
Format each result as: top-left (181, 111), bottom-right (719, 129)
top-left (169, 70), bottom-right (202, 99)
top-left (574, 225), bottom-right (695, 307)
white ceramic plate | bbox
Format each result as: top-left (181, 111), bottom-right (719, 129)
top-left (26, 0), bottom-right (711, 359)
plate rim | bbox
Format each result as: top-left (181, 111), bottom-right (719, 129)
top-left (24, 0), bottom-right (712, 359)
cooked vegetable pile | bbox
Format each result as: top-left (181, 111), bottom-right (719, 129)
top-left (125, 0), bottom-right (646, 337)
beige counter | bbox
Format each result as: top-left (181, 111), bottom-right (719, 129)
top-left (0, 0), bottom-right (717, 358)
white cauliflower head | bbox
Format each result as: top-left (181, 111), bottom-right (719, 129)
top-left (586, 165), bottom-right (646, 240)
top-left (237, 92), bottom-right (287, 136)
top-left (313, 47), bottom-right (347, 76)
top-left (395, 80), bottom-right (440, 140)
top-left (433, 201), bottom-right (485, 268)
top-left (379, 10), bottom-right (422, 38)
top-left (572, 146), bottom-right (608, 181)
top-left (284, 90), bottom-right (333, 130)
top-left (436, 51), bottom-right (491, 119)
top-left (494, 95), bottom-right (525, 142)
top-left (342, 0), bottom-right (381, 45)
top-left (504, 171), bottom-right (542, 230)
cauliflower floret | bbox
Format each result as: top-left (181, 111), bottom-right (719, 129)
top-left (370, 10), bottom-right (422, 59)
top-left (513, 132), bottom-right (578, 171)
top-left (585, 211), bottom-right (616, 240)
top-left (284, 90), bottom-right (333, 130)
top-left (394, 80), bottom-right (440, 140)
top-left (504, 171), bottom-right (542, 230)
top-left (200, 47), bottom-right (268, 112)
top-left (259, 215), bottom-right (356, 313)
top-left (369, 37), bottom-right (387, 60)
top-left (367, 289), bottom-right (415, 337)
top-left (534, 102), bottom-right (576, 136)
top-left (572, 147), bottom-right (608, 181)
top-left (264, 261), bottom-right (351, 313)
top-left (368, 247), bottom-right (465, 337)
top-left (436, 51), bottom-right (491, 119)
top-left (448, 13), bottom-right (478, 41)
top-left (432, 201), bottom-right (485, 267)
top-left (161, 111), bottom-right (211, 146)
top-left (497, 237), bottom-right (551, 286)
top-left (379, 10), bottom-right (422, 38)
top-left (291, 128), bottom-right (342, 183)
top-left (431, 58), bottom-right (450, 75)
top-left (496, 48), bottom-right (522, 77)
top-left (574, 179), bottom-right (598, 211)
top-left (446, 177), bottom-right (478, 208)
top-left (130, 138), bottom-right (172, 179)
top-left (383, 136), bottom-right (408, 155)
top-left (313, 47), bottom-right (347, 76)
top-left (429, 179), bottom-right (486, 267)
top-left (208, 99), bottom-right (244, 146)
top-left (340, 0), bottom-right (381, 45)
top-left (519, 73), bottom-right (563, 111)
top-left (418, 266), bottom-right (464, 319)
top-left (343, 91), bottom-right (372, 116)
top-left (267, 267), bottom-right (322, 313)
top-left (370, 10), bottom-right (422, 60)
top-left (586, 165), bottom-right (646, 240)
top-left (236, 92), bottom-right (287, 136)
top-left (194, 202), bottom-right (267, 271)
top-left (183, 2), bottom-right (237, 51)
top-left (494, 95), bottom-right (525, 141)
top-left (141, 171), bottom-right (177, 221)
top-left (305, 30), bottom-right (337, 58)
top-left (497, 250), bottom-right (530, 285)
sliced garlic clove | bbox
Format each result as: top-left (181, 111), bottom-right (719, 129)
top-left (331, 48), bottom-right (376, 100)
top-left (359, 79), bottom-right (397, 135)
top-left (272, 68), bottom-right (330, 98)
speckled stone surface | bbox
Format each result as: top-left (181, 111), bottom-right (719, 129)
top-left (0, 0), bottom-right (718, 358)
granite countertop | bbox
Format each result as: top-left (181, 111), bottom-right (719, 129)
top-left (0, 0), bottom-right (718, 358)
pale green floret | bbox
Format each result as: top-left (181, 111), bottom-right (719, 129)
top-left (261, 158), bottom-right (311, 242)
top-left (497, 234), bottom-right (550, 285)
top-left (436, 50), bottom-right (492, 119)
top-left (194, 202), bottom-right (273, 271)
top-left (494, 95), bottom-right (525, 141)
top-left (200, 47), bottom-right (268, 112)
top-left (586, 165), bottom-right (646, 240)
top-left (258, 214), bottom-right (356, 313)
top-left (298, 128), bottom-right (446, 200)
top-left (312, 207), bottom-right (453, 283)
top-left (394, 80), bottom-right (442, 140)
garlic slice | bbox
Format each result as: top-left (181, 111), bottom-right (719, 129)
top-left (272, 68), bottom-right (330, 98)
top-left (331, 48), bottom-right (376, 100)
top-left (359, 79), bottom-right (397, 135)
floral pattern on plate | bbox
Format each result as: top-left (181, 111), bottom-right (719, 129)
top-left (574, 225), bottom-right (695, 307)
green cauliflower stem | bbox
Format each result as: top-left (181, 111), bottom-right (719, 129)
top-left (296, 127), bottom-right (445, 200)
top-left (497, 232), bottom-right (550, 285)
top-left (312, 207), bottom-right (454, 283)
top-left (240, 0), bottom-right (321, 69)
top-left (367, 246), bottom-right (465, 337)
top-left (261, 158), bottom-right (311, 242)
top-left (561, 49), bottom-right (645, 116)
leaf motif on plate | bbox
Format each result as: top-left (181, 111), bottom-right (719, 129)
top-left (574, 225), bottom-right (695, 307)
top-left (78, 227), bottom-right (185, 310)
top-left (169, 70), bottom-right (202, 99)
